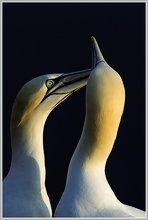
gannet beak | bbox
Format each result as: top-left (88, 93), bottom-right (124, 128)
top-left (62, 69), bottom-right (91, 85)
top-left (91, 36), bottom-right (105, 68)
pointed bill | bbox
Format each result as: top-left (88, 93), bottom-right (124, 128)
top-left (62, 68), bottom-right (91, 85)
top-left (44, 68), bottom-right (92, 98)
top-left (91, 36), bottom-right (105, 68)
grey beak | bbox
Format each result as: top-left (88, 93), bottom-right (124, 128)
top-left (62, 68), bottom-right (91, 85)
top-left (91, 36), bottom-right (105, 68)
top-left (43, 68), bottom-right (92, 100)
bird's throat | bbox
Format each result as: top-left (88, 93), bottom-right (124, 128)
top-left (10, 115), bottom-right (47, 189)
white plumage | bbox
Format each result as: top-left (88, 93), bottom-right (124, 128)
top-left (3, 69), bottom-right (91, 217)
top-left (54, 37), bottom-right (146, 217)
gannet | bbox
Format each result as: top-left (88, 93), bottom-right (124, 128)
top-left (54, 37), bottom-right (146, 217)
top-left (3, 68), bottom-right (91, 217)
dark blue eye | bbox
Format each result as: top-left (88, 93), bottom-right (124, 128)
top-left (46, 80), bottom-right (54, 89)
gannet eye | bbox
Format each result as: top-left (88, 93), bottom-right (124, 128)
top-left (46, 79), bottom-right (54, 89)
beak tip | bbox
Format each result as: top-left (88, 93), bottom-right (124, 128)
top-left (90, 36), bottom-right (105, 66)
top-left (90, 36), bottom-right (96, 43)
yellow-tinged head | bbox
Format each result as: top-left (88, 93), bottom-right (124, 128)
top-left (81, 37), bottom-right (125, 162)
top-left (10, 69), bottom-right (91, 132)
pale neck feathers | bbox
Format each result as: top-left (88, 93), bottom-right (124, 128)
top-left (75, 62), bottom-right (125, 166)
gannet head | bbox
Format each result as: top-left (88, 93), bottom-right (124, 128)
top-left (10, 69), bottom-right (91, 131)
top-left (88, 36), bottom-right (125, 119)
top-left (83, 37), bottom-right (125, 160)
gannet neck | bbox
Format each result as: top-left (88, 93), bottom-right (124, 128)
top-left (11, 110), bottom-right (46, 160)
top-left (10, 91), bottom-right (67, 186)
top-left (77, 62), bottom-right (125, 166)
top-left (62, 61), bottom-right (125, 210)
top-left (67, 62), bottom-right (125, 175)
top-left (54, 59), bottom-right (126, 218)
top-left (10, 105), bottom-right (49, 191)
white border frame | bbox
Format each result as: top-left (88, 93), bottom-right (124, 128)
top-left (0, 1), bottom-right (147, 220)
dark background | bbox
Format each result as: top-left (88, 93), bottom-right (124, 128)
top-left (3, 2), bottom-right (146, 215)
